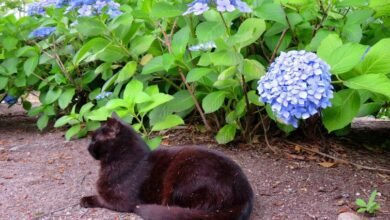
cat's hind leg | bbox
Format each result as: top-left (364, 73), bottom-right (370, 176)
top-left (80, 195), bottom-right (104, 208)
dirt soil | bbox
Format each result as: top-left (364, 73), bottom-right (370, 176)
top-left (0, 104), bottom-right (389, 220)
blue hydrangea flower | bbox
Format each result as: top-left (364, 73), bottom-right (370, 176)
top-left (257, 50), bottom-right (334, 128)
top-left (3, 95), bottom-right (17, 105)
top-left (189, 41), bottom-right (216, 51)
top-left (95, 91), bottom-right (113, 100)
top-left (27, 2), bottom-right (47, 16)
top-left (27, 0), bottom-right (121, 18)
top-left (183, 0), bottom-right (251, 15)
top-left (29, 27), bottom-right (56, 39)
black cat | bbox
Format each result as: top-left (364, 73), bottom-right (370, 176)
top-left (81, 116), bottom-right (254, 220)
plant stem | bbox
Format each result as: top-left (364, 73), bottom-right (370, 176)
top-left (219, 12), bottom-right (230, 35)
top-left (158, 21), bottom-right (212, 131)
top-left (270, 29), bottom-right (288, 64)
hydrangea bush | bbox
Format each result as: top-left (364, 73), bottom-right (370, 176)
top-left (1, 0), bottom-right (389, 145)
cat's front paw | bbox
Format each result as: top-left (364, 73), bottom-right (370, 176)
top-left (80, 196), bottom-right (99, 208)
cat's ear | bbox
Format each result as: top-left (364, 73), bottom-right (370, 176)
top-left (106, 116), bottom-right (121, 135)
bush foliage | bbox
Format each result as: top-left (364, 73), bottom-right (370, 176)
top-left (0, 0), bottom-right (389, 147)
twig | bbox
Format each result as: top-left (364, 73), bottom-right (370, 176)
top-left (241, 74), bottom-right (251, 140)
top-left (259, 40), bottom-right (271, 62)
top-left (259, 112), bottom-right (278, 153)
top-left (157, 21), bottom-right (212, 131)
top-left (269, 29), bottom-right (288, 63)
top-left (285, 140), bottom-right (390, 174)
top-left (312, 0), bottom-right (332, 37)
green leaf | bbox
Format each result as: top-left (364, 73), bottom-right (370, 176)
top-left (45, 87), bottom-right (62, 104)
top-left (116, 61), bottom-right (137, 83)
top-left (344, 74), bottom-right (390, 98)
top-left (0, 77), bottom-right (8, 90)
top-left (210, 51), bottom-right (243, 66)
top-left (356, 198), bottom-right (367, 207)
top-left (58, 87), bottom-right (75, 109)
top-left (151, 2), bottom-right (184, 18)
top-left (145, 136), bottom-right (161, 150)
top-left (65, 124), bottom-right (81, 140)
top-left (359, 38), bottom-right (390, 75)
top-left (96, 44), bottom-right (126, 62)
top-left (242, 59), bottom-right (265, 81)
top-left (216, 124), bottom-right (236, 144)
top-left (317, 34), bottom-right (342, 61)
top-left (130, 35), bottom-right (155, 56)
top-left (165, 90), bottom-right (195, 112)
top-left (54, 115), bottom-right (73, 127)
top-left (2, 37), bottom-right (18, 51)
top-left (79, 102), bottom-right (94, 116)
top-left (123, 80), bottom-right (144, 101)
top-left (186, 68), bottom-right (213, 82)
top-left (202, 91), bottom-right (226, 113)
top-left (196, 21), bottom-right (226, 42)
top-left (369, 0), bottom-right (390, 17)
top-left (73, 38), bottom-right (109, 65)
top-left (322, 89), bottom-right (361, 132)
top-left (16, 46), bottom-right (39, 57)
top-left (23, 56), bottom-right (39, 76)
top-left (141, 56), bottom-right (164, 74)
top-left (368, 190), bottom-right (378, 205)
top-left (138, 93), bottom-right (173, 113)
top-left (37, 114), bottom-right (49, 131)
top-left (172, 27), bottom-right (190, 58)
top-left (218, 66), bottom-right (237, 80)
top-left (253, 3), bottom-right (287, 25)
top-left (327, 43), bottom-right (368, 74)
top-left (152, 114), bottom-right (184, 131)
top-left (76, 17), bottom-right (106, 37)
top-left (230, 18), bottom-right (266, 49)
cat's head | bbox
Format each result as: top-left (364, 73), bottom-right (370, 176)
top-left (87, 114), bottom-right (149, 160)
top-left (88, 115), bottom-right (123, 160)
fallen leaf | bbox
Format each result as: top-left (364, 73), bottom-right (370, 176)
top-left (294, 145), bottom-right (302, 152)
top-left (319, 162), bottom-right (336, 168)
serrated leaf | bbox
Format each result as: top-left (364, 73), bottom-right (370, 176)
top-left (216, 124), bottom-right (236, 144)
top-left (58, 87), bottom-right (75, 109)
top-left (65, 124), bottom-right (81, 140)
top-left (130, 35), bottom-right (155, 56)
top-left (196, 21), bottom-right (226, 42)
top-left (45, 87), bottom-right (62, 104)
top-left (151, 2), bottom-right (184, 18)
top-left (37, 114), bottom-right (49, 131)
top-left (152, 114), bottom-right (184, 131)
top-left (172, 26), bottom-right (190, 58)
top-left (359, 38), bottom-right (390, 75)
top-left (327, 43), bottom-right (368, 74)
top-left (116, 61), bottom-right (137, 83)
top-left (210, 51), bottom-right (243, 66)
top-left (187, 68), bottom-right (213, 82)
top-left (344, 74), bottom-right (390, 98)
top-left (322, 89), bottom-right (361, 132)
top-left (202, 91), bottom-right (226, 113)
top-left (54, 115), bottom-right (73, 127)
top-left (123, 80), bottom-right (143, 101)
top-left (23, 56), bottom-right (39, 76)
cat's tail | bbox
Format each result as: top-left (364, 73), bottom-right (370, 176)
top-left (133, 201), bottom-right (252, 220)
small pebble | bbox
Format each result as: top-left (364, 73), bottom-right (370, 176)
top-left (337, 212), bottom-right (361, 220)
top-left (9, 147), bottom-right (19, 152)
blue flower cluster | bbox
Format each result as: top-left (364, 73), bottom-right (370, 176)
top-left (3, 95), bottom-right (18, 105)
top-left (27, 0), bottom-right (57, 16)
top-left (95, 91), bottom-right (113, 100)
top-left (188, 41), bottom-right (216, 51)
top-left (257, 50), bottom-right (334, 128)
top-left (183, 0), bottom-right (251, 15)
top-left (27, 0), bottom-right (121, 18)
top-left (29, 27), bottom-right (56, 39)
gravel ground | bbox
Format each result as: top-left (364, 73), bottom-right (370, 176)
top-left (0, 104), bottom-right (389, 220)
